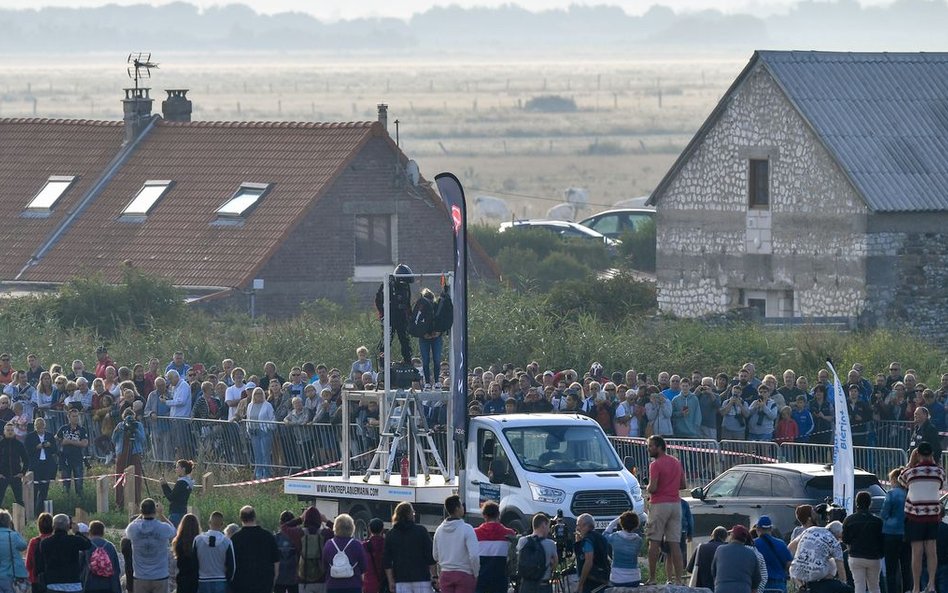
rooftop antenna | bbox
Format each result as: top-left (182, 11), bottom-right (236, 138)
top-left (126, 52), bottom-right (158, 91)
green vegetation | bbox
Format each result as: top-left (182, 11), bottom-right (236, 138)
top-left (617, 218), bottom-right (657, 272)
top-left (0, 274), bottom-right (944, 386)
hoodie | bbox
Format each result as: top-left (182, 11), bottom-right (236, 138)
top-left (383, 521), bottom-right (434, 583)
top-left (162, 475), bottom-right (194, 516)
top-left (433, 518), bottom-right (479, 576)
top-left (474, 521), bottom-right (515, 592)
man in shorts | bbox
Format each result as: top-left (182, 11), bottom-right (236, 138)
top-left (644, 435), bottom-right (686, 585)
top-left (900, 441), bottom-right (946, 593)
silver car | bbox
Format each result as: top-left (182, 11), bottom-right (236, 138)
top-left (684, 463), bottom-right (885, 542)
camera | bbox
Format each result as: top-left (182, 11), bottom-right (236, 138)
top-left (815, 501), bottom-right (847, 524)
top-left (550, 509), bottom-right (572, 562)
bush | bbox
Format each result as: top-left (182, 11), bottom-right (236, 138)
top-left (547, 273), bottom-right (656, 322)
top-left (523, 95), bottom-right (577, 112)
top-left (618, 218), bottom-right (656, 272)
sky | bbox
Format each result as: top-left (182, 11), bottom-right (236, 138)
top-left (0, 0), bottom-right (898, 20)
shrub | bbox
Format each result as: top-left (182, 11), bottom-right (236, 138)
top-left (523, 95), bottom-right (577, 112)
top-left (618, 218), bottom-right (656, 272)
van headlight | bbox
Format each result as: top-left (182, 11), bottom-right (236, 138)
top-left (529, 482), bottom-right (566, 504)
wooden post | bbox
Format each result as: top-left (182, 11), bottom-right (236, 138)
top-left (74, 508), bottom-right (89, 525)
top-left (96, 475), bottom-right (112, 514)
top-left (201, 472), bottom-right (214, 494)
top-left (123, 465), bottom-right (136, 510)
top-left (22, 472), bottom-right (34, 522)
top-left (187, 506), bottom-right (200, 525)
top-left (11, 504), bottom-right (24, 532)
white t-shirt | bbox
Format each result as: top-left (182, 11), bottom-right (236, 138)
top-left (789, 527), bottom-right (842, 583)
top-left (224, 384), bottom-right (245, 421)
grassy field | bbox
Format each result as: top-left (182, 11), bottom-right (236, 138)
top-left (0, 53), bottom-right (745, 217)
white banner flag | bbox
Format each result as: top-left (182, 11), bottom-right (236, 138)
top-left (827, 358), bottom-right (854, 514)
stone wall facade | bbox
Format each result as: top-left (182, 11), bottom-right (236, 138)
top-left (654, 63), bottom-right (948, 343)
top-left (655, 64), bottom-right (870, 320)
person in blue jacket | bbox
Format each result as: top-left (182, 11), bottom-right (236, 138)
top-left (882, 466), bottom-right (911, 593)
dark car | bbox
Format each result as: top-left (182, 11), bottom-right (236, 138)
top-left (683, 463), bottom-right (885, 543)
top-left (578, 208), bottom-right (654, 239)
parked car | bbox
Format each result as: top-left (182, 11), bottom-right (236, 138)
top-left (578, 208), bottom-right (654, 239)
top-left (498, 219), bottom-right (618, 247)
top-left (683, 463), bottom-right (885, 542)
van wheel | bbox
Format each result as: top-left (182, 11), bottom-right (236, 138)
top-left (505, 515), bottom-right (526, 535)
top-left (352, 508), bottom-right (373, 540)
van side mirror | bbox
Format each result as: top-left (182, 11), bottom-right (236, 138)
top-left (691, 487), bottom-right (704, 500)
top-left (623, 456), bottom-right (636, 473)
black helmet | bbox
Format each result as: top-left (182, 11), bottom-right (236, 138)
top-left (393, 263), bottom-right (414, 283)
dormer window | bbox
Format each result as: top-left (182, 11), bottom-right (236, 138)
top-left (25, 176), bottom-right (76, 212)
top-left (215, 183), bottom-right (271, 218)
top-left (122, 180), bottom-right (172, 217)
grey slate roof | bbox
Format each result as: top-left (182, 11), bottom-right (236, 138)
top-left (650, 51), bottom-right (948, 212)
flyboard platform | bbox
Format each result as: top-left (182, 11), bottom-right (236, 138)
top-left (284, 270), bottom-right (462, 507)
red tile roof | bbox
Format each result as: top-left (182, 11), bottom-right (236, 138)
top-left (19, 119), bottom-right (379, 287)
top-left (0, 119), bottom-right (124, 280)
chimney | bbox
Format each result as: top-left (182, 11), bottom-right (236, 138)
top-left (122, 87), bottom-right (153, 144)
top-left (377, 103), bottom-right (388, 132)
top-left (162, 89), bottom-right (192, 122)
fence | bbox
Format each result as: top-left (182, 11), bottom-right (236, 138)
top-left (609, 437), bottom-right (909, 489)
top-left (27, 409), bottom-right (918, 483)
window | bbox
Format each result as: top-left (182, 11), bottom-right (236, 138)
top-left (122, 180), bottom-right (172, 216)
top-left (354, 215), bottom-right (393, 265)
top-left (216, 183), bottom-right (270, 218)
top-left (737, 472), bottom-right (772, 497)
top-left (747, 298), bottom-right (767, 317)
top-left (586, 214), bottom-right (619, 236)
top-left (748, 159), bottom-right (769, 208)
top-left (705, 471), bottom-right (743, 498)
top-left (26, 176), bottom-right (76, 211)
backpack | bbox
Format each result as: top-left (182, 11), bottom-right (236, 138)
top-left (516, 536), bottom-right (548, 582)
top-left (583, 531), bottom-right (611, 585)
top-left (297, 529), bottom-right (326, 582)
top-left (408, 297), bottom-right (433, 338)
top-left (505, 534), bottom-right (520, 579)
top-left (275, 531), bottom-right (298, 584)
top-left (431, 292), bottom-right (454, 334)
top-left (89, 541), bottom-right (114, 578)
top-left (329, 539), bottom-right (355, 579)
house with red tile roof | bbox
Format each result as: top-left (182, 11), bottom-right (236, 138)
top-left (0, 88), bottom-right (497, 317)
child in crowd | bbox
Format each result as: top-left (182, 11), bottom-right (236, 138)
top-left (774, 405), bottom-right (798, 444)
top-left (10, 401), bottom-right (29, 441)
top-left (350, 346), bottom-right (374, 383)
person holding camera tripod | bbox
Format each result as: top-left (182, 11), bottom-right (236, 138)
top-left (516, 514), bottom-right (557, 593)
top-left (112, 408), bottom-right (146, 508)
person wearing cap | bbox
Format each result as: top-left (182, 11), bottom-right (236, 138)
top-left (753, 515), bottom-right (792, 592)
top-left (124, 499), bottom-right (177, 593)
top-left (788, 521), bottom-right (846, 591)
top-left (710, 525), bottom-right (761, 593)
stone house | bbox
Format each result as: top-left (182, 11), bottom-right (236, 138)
top-left (648, 51), bottom-right (948, 342)
top-left (0, 89), bottom-right (496, 317)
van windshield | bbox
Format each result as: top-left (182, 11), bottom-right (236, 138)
top-left (502, 425), bottom-right (622, 473)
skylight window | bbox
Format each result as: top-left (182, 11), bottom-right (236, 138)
top-left (26, 176), bottom-right (76, 211)
top-left (123, 181), bottom-right (172, 216)
top-left (216, 183), bottom-right (270, 218)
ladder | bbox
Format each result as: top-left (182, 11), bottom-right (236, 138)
top-left (362, 389), bottom-right (447, 483)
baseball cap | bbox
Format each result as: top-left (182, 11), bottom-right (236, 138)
top-left (543, 370), bottom-right (554, 377)
top-left (76, 522), bottom-right (90, 534)
top-left (756, 515), bottom-right (773, 529)
top-left (728, 524), bottom-right (750, 542)
top-left (244, 381), bottom-right (256, 391)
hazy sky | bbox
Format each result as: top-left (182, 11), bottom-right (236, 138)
top-left (0, 0), bottom-right (898, 20)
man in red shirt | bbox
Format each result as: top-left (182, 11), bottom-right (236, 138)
top-left (93, 346), bottom-right (114, 380)
top-left (645, 435), bottom-right (686, 585)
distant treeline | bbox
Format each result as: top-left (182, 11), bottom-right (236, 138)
top-left (1, 1), bottom-right (948, 53)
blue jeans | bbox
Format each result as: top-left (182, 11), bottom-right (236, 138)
top-left (250, 431), bottom-right (273, 479)
top-left (60, 455), bottom-right (84, 495)
top-left (418, 334), bottom-right (443, 385)
top-left (169, 512), bottom-right (183, 528)
top-left (198, 581), bottom-right (228, 593)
